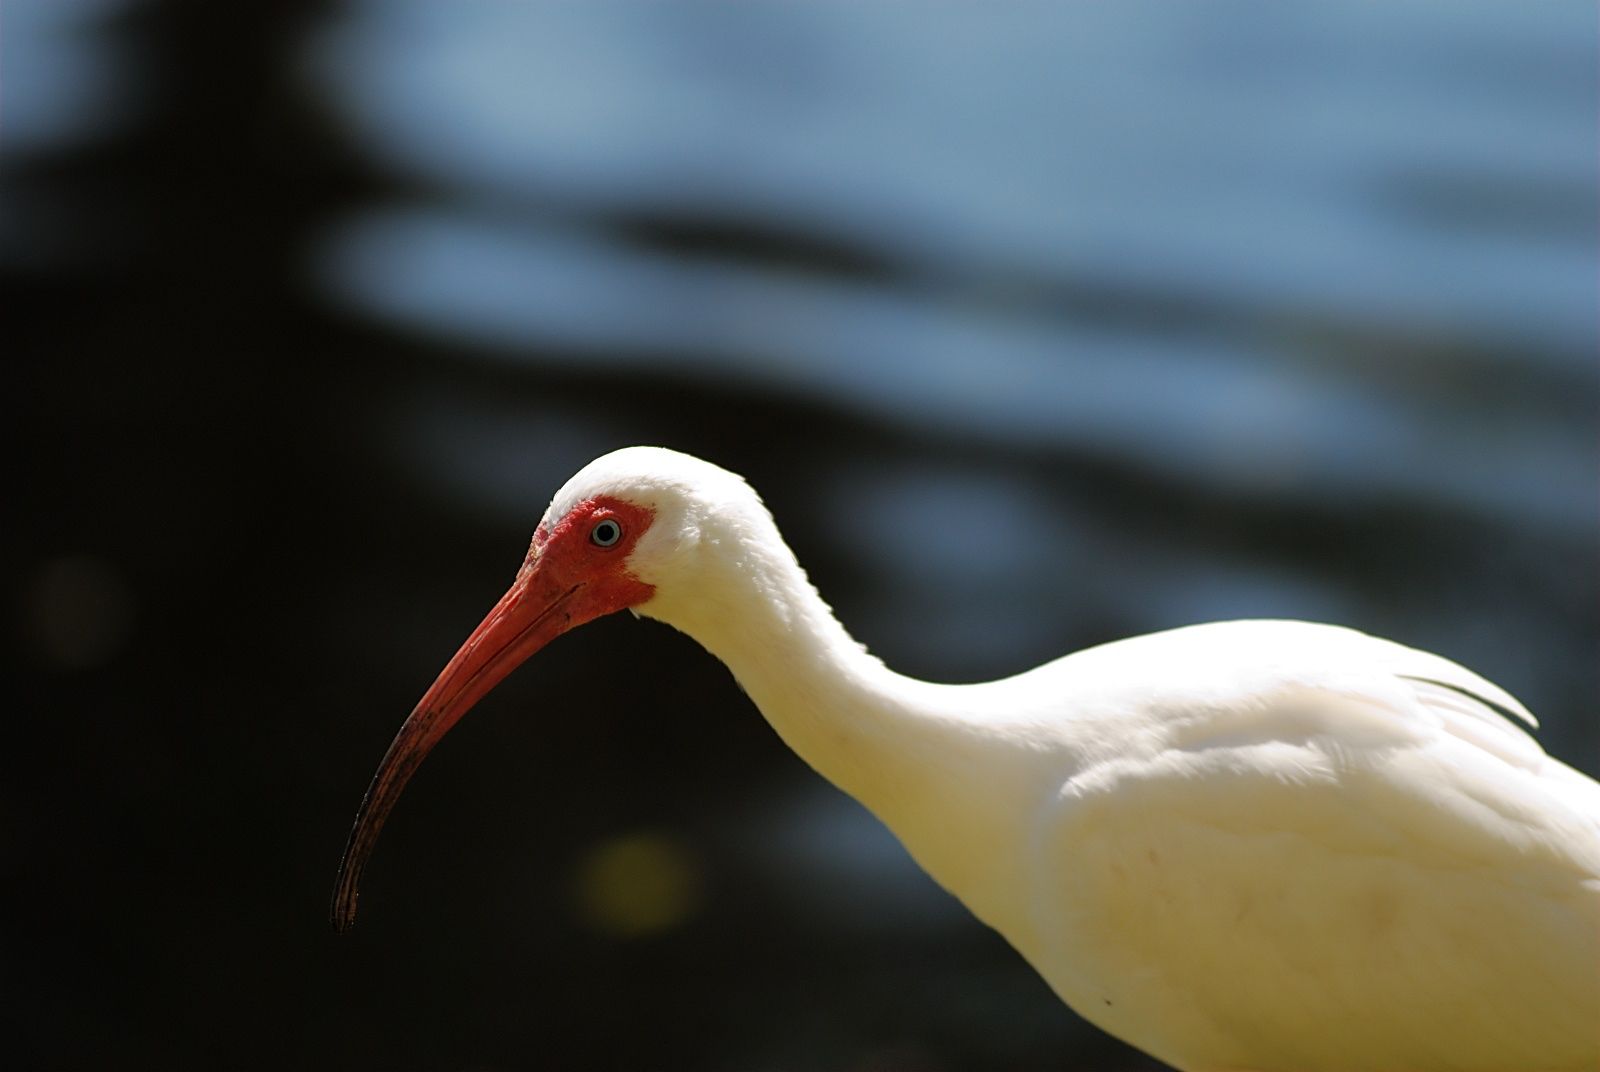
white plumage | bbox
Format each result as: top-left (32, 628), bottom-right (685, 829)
top-left (338, 447), bottom-right (1600, 1072)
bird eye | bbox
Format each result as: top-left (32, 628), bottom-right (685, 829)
top-left (590, 518), bottom-right (622, 547)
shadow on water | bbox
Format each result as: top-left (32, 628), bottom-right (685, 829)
top-left (7, 2), bottom-right (1596, 1070)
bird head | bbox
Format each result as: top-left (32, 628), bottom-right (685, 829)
top-left (329, 447), bottom-right (759, 931)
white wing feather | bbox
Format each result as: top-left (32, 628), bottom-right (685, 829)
top-left (984, 620), bottom-right (1600, 1072)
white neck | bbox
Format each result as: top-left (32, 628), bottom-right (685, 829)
top-left (644, 524), bottom-right (930, 795)
top-left (639, 512), bottom-right (1038, 928)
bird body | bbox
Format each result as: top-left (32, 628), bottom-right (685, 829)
top-left (335, 447), bottom-right (1600, 1072)
top-left (976, 623), bottom-right (1600, 1071)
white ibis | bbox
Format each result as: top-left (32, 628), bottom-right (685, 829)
top-left (333, 446), bottom-right (1600, 1072)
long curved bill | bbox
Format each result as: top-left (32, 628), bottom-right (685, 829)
top-left (330, 565), bottom-right (580, 932)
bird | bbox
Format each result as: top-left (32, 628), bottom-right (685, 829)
top-left (332, 446), bottom-right (1600, 1072)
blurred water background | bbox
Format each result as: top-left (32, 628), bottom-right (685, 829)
top-left (7, 3), bottom-right (1596, 1070)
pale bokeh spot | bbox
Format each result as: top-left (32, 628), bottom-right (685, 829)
top-left (571, 831), bottom-right (701, 939)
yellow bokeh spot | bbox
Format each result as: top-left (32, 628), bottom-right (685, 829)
top-left (572, 832), bottom-right (701, 938)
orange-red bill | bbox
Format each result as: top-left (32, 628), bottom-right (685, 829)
top-left (329, 569), bottom-right (581, 932)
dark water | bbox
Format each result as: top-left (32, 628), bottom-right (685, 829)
top-left (8, 3), bottom-right (1596, 1070)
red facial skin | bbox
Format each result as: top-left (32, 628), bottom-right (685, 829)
top-left (331, 496), bottom-right (656, 931)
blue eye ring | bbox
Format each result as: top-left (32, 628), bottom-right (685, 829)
top-left (590, 518), bottom-right (623, 547)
